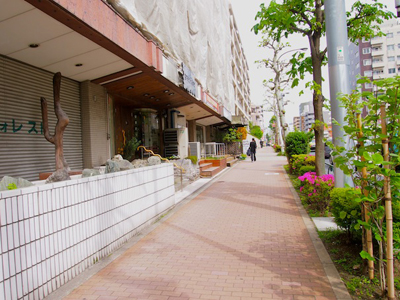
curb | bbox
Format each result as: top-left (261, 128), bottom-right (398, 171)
top-left (283, 168), bottom-right (352, 300)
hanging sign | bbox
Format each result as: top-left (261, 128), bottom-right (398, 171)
top-left (182, 63), bottom-right (197, 97)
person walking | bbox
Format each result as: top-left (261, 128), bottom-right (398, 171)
top-left (250, 138), bottom-right (257, 162)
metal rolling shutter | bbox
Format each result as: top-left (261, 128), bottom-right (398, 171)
top-left (0, 56), bottom-right (83, 181)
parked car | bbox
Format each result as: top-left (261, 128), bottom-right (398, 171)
top-left (309, 139), bottom-right (316, 151)
top-left (324, 140), bottom-right (332, 159)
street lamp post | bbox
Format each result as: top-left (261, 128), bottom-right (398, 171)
top-left (274, 47), bottom-right (307, 150)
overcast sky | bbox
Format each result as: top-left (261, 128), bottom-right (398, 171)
top-left (229, 0), bottom-right (397, 127)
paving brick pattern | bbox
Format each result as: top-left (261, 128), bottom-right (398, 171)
top-left (64, 148), bottom-right (337, 300)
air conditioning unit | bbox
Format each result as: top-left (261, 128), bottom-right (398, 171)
top-left (188, 142), bottom-right (201, 160)
top-left (164, 128), bottom-right (188, 158)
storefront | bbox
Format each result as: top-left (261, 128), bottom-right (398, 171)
top-left (0, 56), bottom-right (83, 181)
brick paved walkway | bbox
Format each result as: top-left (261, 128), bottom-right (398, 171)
top-left (60, 147), bottom-right (349, 300)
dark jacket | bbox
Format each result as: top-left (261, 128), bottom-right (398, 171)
top-left (250, 141), bottom-right (257, 153)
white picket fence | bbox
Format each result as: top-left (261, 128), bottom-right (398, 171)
top-left (0, 163), bottom-right (175, 300)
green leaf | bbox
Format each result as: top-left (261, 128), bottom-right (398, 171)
top-left (360, 250), bottom-right (376, 262)
top-left (372, 153), bottom-right (383, 165)
top-left (363, 152), bottom-right (372, 161)
top-left (340, 211), bottom-right (347, 219)
top-left (375, 233), bottom-right (382, 242)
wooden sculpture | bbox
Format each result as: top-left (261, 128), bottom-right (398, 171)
top-left (41, 72), bottom-right (71, 182)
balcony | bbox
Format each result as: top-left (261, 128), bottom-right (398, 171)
top-left (372, 59), bottom-right (385, 68)
top-left (371, 48), bottom-right (384, 57)
top-left (370, 37), bottom-right (383, 45)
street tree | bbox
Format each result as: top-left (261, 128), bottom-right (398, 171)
top-left (253, 0), bottom-right (394, 176)
top-left (257, 34), bottom-right (295, 150)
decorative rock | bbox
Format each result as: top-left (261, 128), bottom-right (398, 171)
top-left (173, 159), bottom-right (199, 181)
top-left (0, 176), bottom-right (34, 191)
top-left (105, 159), bottom-right (120, 173)
top-left (46, 168), bottom-right (71, 183)
top-left (112, 154), bottom-right (123, 161)
top-left (148, 156), bottom-right (161, 166)
top-left (117, 159), bottom-right (134, 170)
top-left (82, 169), bottom-right (101, 178)
top-left (131, 159), bottom-right (148, 169)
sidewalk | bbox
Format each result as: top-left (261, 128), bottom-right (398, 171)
top-left (50, 147), bottom-right (351, 300)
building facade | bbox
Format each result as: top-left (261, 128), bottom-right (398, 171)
top-left (229, 5), bottom-right (252, 125)
top-left (0, 0), bottom-right (251, 181)
top-left (250, 104), bottom-right (264, 129)
top-left (358, 19), bottom-right (400, 91)
top-left (293, 116), bottom-right (300, 131)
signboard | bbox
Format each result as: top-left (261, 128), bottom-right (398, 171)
top-left (203, 93), bottom-right (219, 113)
top-left (337, 46), bottom-right (344, 62)
top-left (182, 63), bottom-right (197, 97)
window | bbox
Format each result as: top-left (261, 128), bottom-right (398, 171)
top-left (388, 56), bottom-right (395, 62)
top-left (373, 58), bottom-right (383, 63)
top-left (387, 33), bottom-right (394, 38)
top-left (389, 68), bottom-right (396, 74)
top-left (362, 47), bottom-right (371, 54)
top-left (397, 56), bottom-right (400, 60)
top-left (364, 70), bottom-right (373, 77)
top-left (388, 44), bottom-right (395, 51)
top-left (363, 59), bottom-right (372, 66)
top-left (373, 69), bottom-right (384, 75)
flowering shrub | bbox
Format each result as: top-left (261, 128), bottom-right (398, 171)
top-left (290, 154), bottom-right (315, 175)
top-left (273, 144), bottom-right (282, 153)
top-left (298, 172), bottom-right (335, 213)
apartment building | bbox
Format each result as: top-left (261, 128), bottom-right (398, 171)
top-left (229, 5), bottom-right (252, 125)
top-left (250, 104), bottom-right (264, 128)
top-left (359, 19), bottom-right (400, 91)
top-left (293, 116), bottom-right (300, 131)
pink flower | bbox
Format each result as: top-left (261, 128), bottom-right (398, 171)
top-left (300, 186), bottom-right (303, 191)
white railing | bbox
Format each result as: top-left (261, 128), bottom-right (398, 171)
top-left (204, 142), bottom-right (226, 157)
top-left (0, 163), bottom-right (175, 300)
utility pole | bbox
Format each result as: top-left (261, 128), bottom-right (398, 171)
top-left (325, 0), bottom-right (350, 188)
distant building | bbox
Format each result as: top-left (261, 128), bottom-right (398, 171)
top-left (298, 102), bottom-right (331, 136)
top-left (299, 101), bottom-right (314, 132)
top-left (357, 19), bottom-right (400, 90)
top-left (293, 116), bottom-right (300, 131)
top-left (250, 104), bottom-right (264, 129)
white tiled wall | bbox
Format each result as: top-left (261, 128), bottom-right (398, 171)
top-left (0, 164), bottom-right (175, 300)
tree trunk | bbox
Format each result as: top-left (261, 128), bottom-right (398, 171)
top-left (309, 35), bottom-right (325, 176)
top-left (381, 105), bottom-right (395, 299)
top-left (41, 72), bottom-right (70, 180)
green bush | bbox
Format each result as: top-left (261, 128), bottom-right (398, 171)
top-left (299, 165), bottom-right (315, 175)
top-left (123, 137), bottom-right (141, 161)
top-left (290, 154), bottom-right (315, 175)
top-left (285, 131), bottom-right (310, 163)
top-left (273, 144), bottom-right (282, 153)
top-left (391, 199), bottom-right (400, 222)
top-left (330, 187), bottom-right (361, 239)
